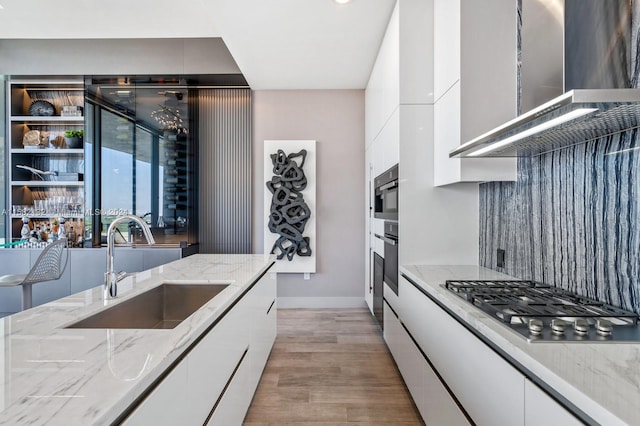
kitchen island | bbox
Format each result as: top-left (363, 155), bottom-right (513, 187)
top-left (391, 265), bottom-right (639, 426)
top-left (0, 254), bottom-right (276, 425)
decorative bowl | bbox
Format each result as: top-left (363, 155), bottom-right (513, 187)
top-left (29, 100), bottom-right (55, 116)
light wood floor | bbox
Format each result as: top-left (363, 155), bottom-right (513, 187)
top-left (244, 308), bottom-right (424, 425)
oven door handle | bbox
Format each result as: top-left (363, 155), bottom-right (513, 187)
top-left (379, 180), bottom-right (398, 191)
top-left (374, 233), bottom-right (397, 246)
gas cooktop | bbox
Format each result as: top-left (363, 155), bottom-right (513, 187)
top-left (444, 280), bottom-right (640, 342)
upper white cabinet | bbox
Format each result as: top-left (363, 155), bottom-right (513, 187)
top-left (433, 0), bottom-right (518, 186)
top-left (398, 0), bottom-right (434, 105)
top-left (373, 109), bottom-right (400, 177)
top-left (366, 0), bottom-right (432, 173)
top-left (365, 3), bottom-right (400, 148)
top-left (433, 0), bottom-right (460, 101)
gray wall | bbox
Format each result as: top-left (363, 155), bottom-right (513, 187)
top-left (252, 90), bottom-right (365, 307)
top-left (198, 89), bottom-right (252, 253)
top-left (0, 38), bottom-right (240, 75)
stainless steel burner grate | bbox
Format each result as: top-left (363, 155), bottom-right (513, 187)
top-left (444, 280), bottom-right (640, 342)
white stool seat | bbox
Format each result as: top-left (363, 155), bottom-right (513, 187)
top-left (0, 239), bottom-right (68, 310)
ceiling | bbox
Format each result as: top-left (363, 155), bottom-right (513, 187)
top-left (0, 0), bottom-right (396, 90)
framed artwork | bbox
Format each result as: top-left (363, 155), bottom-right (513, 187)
top-left (263, 140), bottom-right (316, 273)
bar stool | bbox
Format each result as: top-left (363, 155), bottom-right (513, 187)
top-left (0, 239), bottom-right (69, 311)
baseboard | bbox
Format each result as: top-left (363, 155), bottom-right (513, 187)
top-left (277, 297), bottom-right (366, 309)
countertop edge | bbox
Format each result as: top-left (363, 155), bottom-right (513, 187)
top-left (399, 264), bottom-right (629, 426)
top-left (0, 254), bottom-right (276, 426)
top-left (100, 256), bottom-right (276, 425)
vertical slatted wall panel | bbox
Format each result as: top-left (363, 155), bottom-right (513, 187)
top-left (198, 89), bottom-right (252, 253)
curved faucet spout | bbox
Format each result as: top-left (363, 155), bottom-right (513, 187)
top-left (105, 215), bottom-right (156, 299)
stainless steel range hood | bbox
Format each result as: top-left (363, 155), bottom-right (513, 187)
top-left (450, 88), bottom-right (640, 157)
top-left (451, 0), bottom-right (636, 158)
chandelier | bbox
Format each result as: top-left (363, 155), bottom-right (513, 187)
top-left (151, 104), bottom-right (187, 133)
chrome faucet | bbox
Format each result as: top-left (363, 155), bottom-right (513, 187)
top-left (105, 215), bottom-right (156, 299)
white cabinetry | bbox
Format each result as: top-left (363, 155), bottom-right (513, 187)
top-left (401, 276), bottom-right (524, 425)
top-left (365, 3), bottom-right (400, 147)
top-left (433, 0), bottom-right (517, 186)
top-left (524, 379), bottom-right (582, 426)
top-left (384, 302), bottom-right (423, 411)
top-left (365, 2), bottom-right (400, 180)
top-left (384, 299), bottom-right (469, 425)
top-left (383, 302), bottom-right (403, 373)
top-left (246, 271), bottom-right (277, 394)
top-left (186, 294), bottom-right (250, 424)
top-left (372, 219), bottom-right (385, 257)
top-left (206, 351), bottom-right (251, 426)
top-left (372, 109), bottom-right (400, 177)
top-left (123, 267), bottom-right (276, 425)
top-left (389, 275), bottom-right (583, 426)
top-left (205, 271), bottom-right (276, 425)
top-left (396, 275), bottom-right (524, 425)
top-left (433, 0), bottom-right (460, 101)
top-left (121, 362), bottom-right (189, 426)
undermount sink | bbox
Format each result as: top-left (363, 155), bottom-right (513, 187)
top-left (66, 283), bottom-right (231, 330)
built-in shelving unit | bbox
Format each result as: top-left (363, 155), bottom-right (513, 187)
top-left (7, 79), bottom-right (85, 244)
top-left (11, 148), bottom-right (84, 154)
top-left (160, 130), bottom-right (189, 237)
top-left (11, 116), bottom-right (84, 123)
top-left (12, 181), bottom-right (85, 187)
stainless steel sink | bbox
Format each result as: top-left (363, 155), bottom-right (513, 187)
top-left (66, 283), bottom-right (231, 329)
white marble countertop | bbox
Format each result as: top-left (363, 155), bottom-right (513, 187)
top-left (0, 253), bottom-right (274, 426)
top-left (401, 264), bottom-right (640, 426)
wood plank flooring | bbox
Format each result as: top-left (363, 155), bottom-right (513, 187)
top-left (244, 308), bottom-right (424, 425)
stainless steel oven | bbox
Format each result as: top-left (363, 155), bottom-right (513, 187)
top-left (375, 221), bottom-right (398, 296)
top-left (374, 164), bottom-right (398, 220)
top-left (373, 252), bottom-right (384, 328)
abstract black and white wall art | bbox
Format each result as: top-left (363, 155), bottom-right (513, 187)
top-left (264, 140), bottom-right (316, 273)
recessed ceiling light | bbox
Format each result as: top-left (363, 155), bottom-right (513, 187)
top-left (334, 0), bottom-right (352, 4)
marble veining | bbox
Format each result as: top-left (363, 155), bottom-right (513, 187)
top-left (0, 254), bottom-right (274, 425)
top-left (480, 131), bottom-right (640, 314)
top-left (401, 265), bottom-right (640, 426)
top-left (480, 1), bottom-right (640, 314)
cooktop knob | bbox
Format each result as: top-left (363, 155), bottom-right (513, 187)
top-left (596, 319), bottom-right (613, 336)
top-left (551, 319), bottom-right (566, 335)
top-left (573, 319), bottom-right (589, 335)
top-left (528, 319), bottom-right (543, 335)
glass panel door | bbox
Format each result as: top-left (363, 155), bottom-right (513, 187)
top-left (0, 76), bottom-right (5, 244)
top-left (85, 78), bottom-right (195, 246)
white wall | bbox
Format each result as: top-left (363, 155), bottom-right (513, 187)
top-left (252, 90), bottom-right (366, 308)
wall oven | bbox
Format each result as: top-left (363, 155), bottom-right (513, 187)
top-left (374, 164), bottom-right (398, 220)
top-left (380, 221), bottom-right (398, 296)
top-left (373, 252), bottom-right (384, 328)
top-left (375, 221), bottom-right (399, 294)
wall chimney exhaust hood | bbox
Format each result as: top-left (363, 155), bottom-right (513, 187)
top-left (450, 0), bottom-right (637, 158)
top-left (450, 88), bottom-right (640, 157)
